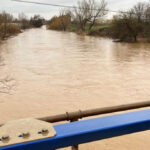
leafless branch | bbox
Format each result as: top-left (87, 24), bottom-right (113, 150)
top-left (71, 0), bottom-right (107, 31)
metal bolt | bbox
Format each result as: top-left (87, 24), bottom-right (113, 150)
top-left (19, 132), bottom-right (30, 138)
top-left (1, 135), bottom-right (10, 142)
top-left (38, 128), bottom-right (49, 135)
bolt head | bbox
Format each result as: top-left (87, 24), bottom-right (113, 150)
top-left (42, 129), bottom-right (48, 133)
top-left (1, 135), bottom-right (10, 142)
top-left (38, 128), bottom-right (49, 135)
top-left (19, 132), bottom-right (30, 138)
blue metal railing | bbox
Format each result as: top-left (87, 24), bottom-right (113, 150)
top-left (1, 109), bottom-right (150, 150)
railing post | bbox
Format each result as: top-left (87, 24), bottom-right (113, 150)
top-left (71, 118), bottom-right (79, 150)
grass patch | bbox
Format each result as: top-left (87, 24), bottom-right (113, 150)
top-left (71, 24), bottom-right (78, 32)
top-left (84, 25), bottom-right (109, 31)
top-left (70, 24), bottom-right (110, 32)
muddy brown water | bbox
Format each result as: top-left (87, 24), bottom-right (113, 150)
top-left (0, 27), bottom-right (150, 149)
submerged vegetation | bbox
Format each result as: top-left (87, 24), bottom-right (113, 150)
top-left (111, 2), bottom-right (150, 42)
top-left (0, 12), bottom-right (21, 40)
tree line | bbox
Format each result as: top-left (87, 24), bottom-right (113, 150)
top-left (47, 0), bottom-right (150, 42)
top-left (0, 12), bottom-right (44, 40)
top-left (1, 0), bottom-right (150, 43)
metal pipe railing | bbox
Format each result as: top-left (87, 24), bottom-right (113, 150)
top-left (1, 101), bottom-right (150, 150)
top-left (39, 100), bottom-right (150, 123)
top-left (1, 101), bottom-right (150, 127)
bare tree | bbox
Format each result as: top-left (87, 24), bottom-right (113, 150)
top-left (72, 0), bottom-right (91, 31)
top-left (88, 0), bottom-right (107, 30)
top-left (0, 14), bottom-right (2, 25)
top-left (143, 2), bottom-right (150, 40)
top-left (0, 14), bottom-right (3, 38)
top-left (0, 12), bottom-right (13, 39)
top-left (18, 13), bottom-right (30, 29)
top-left (72, 0), bottom-right (107, 31)
top-left (59, 9), bottom-right (71, 31)
top-left (111, 1), bottom-right (150, 42)
top-left (112, 11), bottom-right (143, 42)
top-left (145, 2), bottom-right (150, 20)
top-left (132, 2), bottom-right (146, 22)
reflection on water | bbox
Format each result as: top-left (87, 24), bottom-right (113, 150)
top-left (0, 27), bottom-right (150, 149)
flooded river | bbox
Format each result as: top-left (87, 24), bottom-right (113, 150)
top-left (0, 27), bottom-right (150, 149)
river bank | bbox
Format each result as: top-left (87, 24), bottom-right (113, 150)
top-left (68, 25), bottom-right (150, 43)
top-left (47, 24), bottom-right (150, 43)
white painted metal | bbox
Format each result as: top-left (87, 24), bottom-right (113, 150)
top-left (0, 118), bottom-right (56, 147)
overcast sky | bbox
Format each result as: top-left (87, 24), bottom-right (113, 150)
top-left (0, 0), bottom-right (149, 19)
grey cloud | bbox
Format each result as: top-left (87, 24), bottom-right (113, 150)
top-left (0, 0), bottom-right (149, 19)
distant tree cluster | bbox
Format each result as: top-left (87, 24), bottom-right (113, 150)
top-left (0, 12), bottom-right (21, 40)
top-left (112, 2), bottom-right (150, 42)
top-left (47, 10), bottom-right (71, 31)
top-left (18, 13), bottom-right (44, 29)
top-left (0, 12), bottom-right (44, 40)
top-left (30, 15), bottom-right (44, 28)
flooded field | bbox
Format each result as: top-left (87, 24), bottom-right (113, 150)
top-left (0, 27), bottom-right (150, 149)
